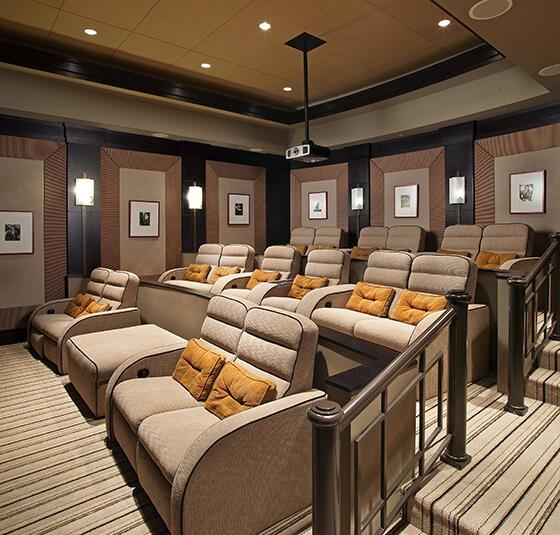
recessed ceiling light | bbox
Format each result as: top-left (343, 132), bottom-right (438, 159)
top-left (84, 28), bottom-right (97, 36)
top-left (152, 132), bottom-right (169, 138)
top-left (538, 64), bottom-right (560, 77)
top-left (283, 86), bottom-right (293, 92)
top-left (249, 148), bottom-right (263, 152)
top-left (200, 62), bottom-right (212, 69)
top-left (438, 19), bottom-right (451, 27)
top-left (259, 21), bottom-right (271, 31)
top-left (469, 0), bottom-right (513, 21)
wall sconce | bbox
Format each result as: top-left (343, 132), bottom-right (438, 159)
top-left (351, 187), bottom-right (364, 211)
top-left (449, 176), bottom-right (466, 205)
top-left (74, 173), bottom-right (95, 206)
top-left (187, 184), bottom-right (203, 251)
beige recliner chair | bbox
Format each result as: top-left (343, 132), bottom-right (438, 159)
top-left (475, 223), bottom-right (534, 269)
top-left (439, 224), bottom-right (483, 258)
top-left (386, 225), bottom-right (425, 252)
top-left (105, 294), bottom-right (324, 535)
top-left (289, 227), bottom-right (315, 254)
top-left (313, 227), bottom-right (343, 247)
top-left (357, 226), bottom-right (389, 250)
top-left (158, 244), bottom-right (255, 292)
top-left (28, 268), bottom-right (140, 374)
top-left (213, 245), bottom-right (301, 299)
top-left (157, 243), bottom-right (223, 286)
top-left (247, 248), bottom-right (350, 313)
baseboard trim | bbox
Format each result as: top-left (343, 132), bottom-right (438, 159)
top-left (0, 328), bottom-right (26, 345)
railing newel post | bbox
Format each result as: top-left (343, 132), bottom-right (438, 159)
top-left (441, 289), bottom-right (471, 469)
top-left (308, 399), bottom-right (343, 535)
top-left (551, 232), bottom-right (560, 341)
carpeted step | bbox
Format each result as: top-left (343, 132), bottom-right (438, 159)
top-left (526, 367), bottom-right (560, 405)
top-left (538, 339), bottom-right (560, 370)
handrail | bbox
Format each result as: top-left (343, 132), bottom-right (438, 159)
top-left (511, 234), bottom-right (560, 286)
top-left (340, 307), bottom-right (456, 429)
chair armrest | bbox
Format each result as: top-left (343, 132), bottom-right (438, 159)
top-left (295, 284), bottom-right (356, 318)
top-left (210, 273), bottom-right (253, 295)
top-left (246, 280), bottom-right (292, 304)
top-left (500, 257), bottom-right (539, 272)
top-left (170, 389), bottom-right (326, 535)
top-left (27, 298), bottom-right (73, 340)
top-left (158, 267), bottom-right (188, 283)
top-left (57, 308), bottom-right (141, 374)
top-left (105, 344), bottom-right (185, 440)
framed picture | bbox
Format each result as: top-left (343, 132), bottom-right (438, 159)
top-left (394, 184), bottom-right (419, 218)
top-left (510, 170), bottom-right (546, 214)
top-left (228, 193), bottom-right (250, 225)
top-left (0, 210), bottom-right (33, 254)
top-left (129, 200), bottom-right (160, 237)
top-left (308, 191), bottom-right (328, 220)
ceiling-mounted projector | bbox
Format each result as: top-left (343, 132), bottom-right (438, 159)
top-left (285, 32), bottom-right (330, 163)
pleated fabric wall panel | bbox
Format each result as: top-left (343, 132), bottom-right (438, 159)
top-left (370, 161), bottom-right (384, 226)
top-left (165, 159), bottom-right (182, 269)
top-left (428, 150), bottom-right (446, 246)
top-left (474, 143), bottom-right (495, 225)
top-left (100, 149), bottom-right (121, 269)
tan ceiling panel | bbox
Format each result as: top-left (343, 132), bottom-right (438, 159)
top-left (135, 0), bottom-right (253, 50)
top-left (0, 0), bottom-right (58, 31)
top-left (117, 33), bottom-right (186, 64)
top-left (50, 11), bottom-right (129, 50)
top-left (34, 0), bottom-right (64, 7)
top-left (61, 0), bottom-right (159, 31)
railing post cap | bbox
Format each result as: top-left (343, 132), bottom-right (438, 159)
top-left (507, 273), bottom-right (526, 287)
top-left (307, 399), bottom-right (343, 426)
top-left (550, 232), bottom-right (560, 242)
top-left (445, 289), bottom-right (471, 303)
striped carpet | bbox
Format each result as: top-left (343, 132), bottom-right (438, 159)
top-left (409, 377), bottom-right (560, 534)
top-left (527, 340), bottom-right (560, 406)
top-left (0, 343), bottom-right (168, 535)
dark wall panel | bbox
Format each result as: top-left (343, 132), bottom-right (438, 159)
top-left (266, 165), bottom-right (291, 246)
top-left (348, 158), bottom-right (370, 247)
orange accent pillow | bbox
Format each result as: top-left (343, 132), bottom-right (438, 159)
top-left (246, 269), bottom-right (281, 290)
top-left (290, 243), bottom-right (308, 256)
top-left (76, 301), bottom-right (112, 318)
top-left (306, 244), bottom-right (336, 253)
top-left (437, 248), bottom-right (471, 257)
top-left (288, 274), bottom-right (329, 299)
top-left (389, 289), bottom-right (447, 326)
top-left (173, 338), bottom-right (226, 401)
top-left (65, 293), bottom-right (94, 318)
top-left (184, 263), bottom-right (211, 283)
top-left (208, 265), bottom-right (241, 285)
top-left (346, 282), bottom-right (395, 317)
top-left (475, 250), bottom-right (518, 270)
top-left (350, 246), bottom-right (376, 260)
top-left (204, 361), bottom-right (277, 419)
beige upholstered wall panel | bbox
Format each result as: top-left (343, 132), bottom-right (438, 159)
top-left (0, 157), bottom-right (44, 308)
top-left (370, 161), bottom-right (384, 226)
top-left (119, 168), bottom-right (166, 276)
top-left (300, 179), bottom-right (338, 229)
top-left (218, 177), bottom-right (255, 247)
top-left (165, 159), bottom-right (182, 269)
top-left (474, 143), bottom-right (495, 226)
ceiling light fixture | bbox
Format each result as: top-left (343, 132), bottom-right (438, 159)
top-left (538, 64), bottom-right (560, 77)
top-left (283, 86), bottom-right (293, 92)
top-left (469, 0), bottom-right (513, 21)
top-left (200, 62), bottom-right (212, 69)
top-left (84, 28), bottom-right (97, 36)
top-left (259, 21), bottom-right (271, 31)
top-left (438, 19), bottom-right (451, 27)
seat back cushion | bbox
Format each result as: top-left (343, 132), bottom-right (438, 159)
top-left (358, 226), bottom-right (388, 249)
top-left (390, 289), bottom-right (447, 325)
top-left (408, 254), bottom-right (476, 299)
top-left (219, 244), bottom-right (255, 272)
top-left (314, 227), bottom-right (342, 247)
top-left (440, 224), bottom-right (482, 258)
top-left (173, 338), bottom-right (226, 401)
top-left (480, 223), bottom-right (532, 257)
top-left (475, 251), bottom-right (518, 270)
top-left (346, 282), bottom-right (396, 317)
top-left (98, 270), bottom-right (140, 309)
top-left (85, 267), bottom-right (112, 300)
top-left (306, 249), bottom-right (350, 285)
top-left (235, 305), bottom-right (318, 397)
top-left (288, 274), bottom-right (328, 299)
top-left (208, 265), bottom-right (240, 285)
top-left (200, 295), bottom-right (256, 359)
top-left (196, 243), bottom-right (223, 267)
top-left (261, 245), bottom-right (301, 279)
top-left (204, 361), bottom-right (277, 419)
top-left (185, 264), bottom-right (211, 282)
top-left (290, 227), bottom-right (315, 246)
top-left (364, 251), bottom-right (413, 288)
top-left (246, 269), bottom-right (281, 290)
top-left (386, 225), bottom-right (425, 252)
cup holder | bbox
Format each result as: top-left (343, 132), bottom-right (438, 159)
top-left (47, 308), bottom-right (55, 314)
top-left (325, 302), bottom-right (333, 308)
top-left (170, 276), bottom-right (176, 280)
top-left (137, 368), bottom-right (150, 378)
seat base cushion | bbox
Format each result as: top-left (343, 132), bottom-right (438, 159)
top-left (261, 296), bottom-right (299, 312)
top-left (311, 307), bottom-right (372, 336)
top-left (354, 317), bottom-right (415, 352)
top-left (33, 313), bottom-right (74, 341)
top-left (222, 288), bottom-right (251, 299)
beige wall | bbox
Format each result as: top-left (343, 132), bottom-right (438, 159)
top-left (218, 177), bottom-right (255, 247)
top-left (119, 168), bottom-right (166, 276)
top-left (0, 157), bottom-right (44, 308)
top-left (383, 168), bottom-right (430, 229)
top-left (494, 147), bottom-right (560, 232)
top-left (301, 179), bottom-right (338, 229)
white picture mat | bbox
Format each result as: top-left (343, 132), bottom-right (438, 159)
top-left (308, 191), bottom-right (328, 220)
top-left (0, 211), bottom-right (33, 254)
top-left (510, 171), bottom-right (545, 213)
top-left (228, 193), bottom-right (250, 224)
top-left (129, 200), bottom-right (159, 237)
top-left (394, 185), bottom-right (418, 218)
